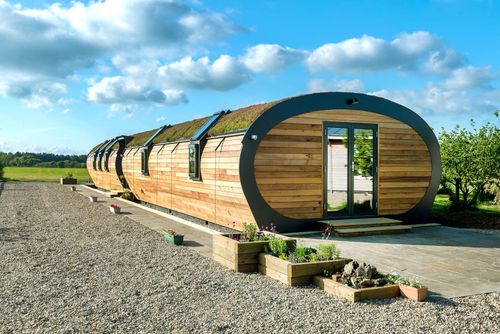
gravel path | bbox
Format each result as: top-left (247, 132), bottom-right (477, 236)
top-left (0, 182), bottom-right (498, 334)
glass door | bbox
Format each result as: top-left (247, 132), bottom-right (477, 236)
top-left (325, 123), bottom-right (377, 217)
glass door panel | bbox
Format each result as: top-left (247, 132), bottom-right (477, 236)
top-left (326, 127), bottom-right (348, 214)
top-left (325, 123), bottom-right (377, 217)
top-left (353, 128), bottom-right (375, 215)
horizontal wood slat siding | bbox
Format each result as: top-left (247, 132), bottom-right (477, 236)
top-left (255, 109), bottom-right (431, 218)
top-left (121, 135), bottom-right (254, 230)
top-left (86, 153), bottom-right (124, 191)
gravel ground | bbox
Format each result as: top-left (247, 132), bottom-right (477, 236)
top-left (0, 182), bottom-right (498, 334)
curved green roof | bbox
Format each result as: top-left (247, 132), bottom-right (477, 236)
top-left (152, 116), bottom-right (210, 144)
top-left (94, 97), bottom-right (288, 151)
top-left (125, 128), bottom-right (159, 148)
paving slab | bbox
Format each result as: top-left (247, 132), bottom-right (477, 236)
top-left (296, 226), bottom-right (500, 298)
top-left (76, 185), bottom-right (219, 258)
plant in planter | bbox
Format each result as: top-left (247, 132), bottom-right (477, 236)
top-left (109, 204), bottom-right (121, 214)
top-left (314, 261), bottom-right (400, 302)
top-left (89, 195), bottom-right (97, 202)
top-left (212, 223), bottom-right (296, 273)
top-left (120, 188), bottom-right (135, 201)
top-left (60, 173), bottom-right (77, 185)
top-left (163, 229), bottom-right (184, 245)
top-left (387, 274), bottom-right (428, 302)
top-left (259, 241), bottom-right (350, 286)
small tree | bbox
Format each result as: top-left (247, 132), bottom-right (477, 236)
top-left (439, 115), bottom-right (500, 209)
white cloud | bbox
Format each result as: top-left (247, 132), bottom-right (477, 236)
top-left (308, 78), bottom-right (364, 93)
top-left (157, 55), bottom-right (250, 90)
top-left (443, 66), bottom-right (496, 90)
top-left (425, 48), bottom-right (465, 74)
top-left (0, 0), bottom-right (240, 108)
top-left (241, 44), bottom-right (308, 72)
top-left (0, 80), bottom-right (68, 108)
top-left (87, 76), bottom-right (187, 105)
top-left (370, 80), bottom-right (499, 115)
top-left (156, 116), bottom-right (167, 123)
top-left (306, 31), bottom-right (459, 73)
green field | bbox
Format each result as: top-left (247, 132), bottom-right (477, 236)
top-left (3, 167), bottom-right (90, 184)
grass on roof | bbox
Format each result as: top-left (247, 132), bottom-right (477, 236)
top-left (152, 116), bottom-right (210, 144)
top-left (208, 101), bottom-right (280, 136)
top-left (89, 142), bottom-right (105, 153)
top-left (92, 97), bottom-right (289, 151)
top-left (126, 128), bottom-right (159, 147)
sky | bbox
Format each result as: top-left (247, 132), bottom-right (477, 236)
top-left (0, 0), bottom-right (498, 154)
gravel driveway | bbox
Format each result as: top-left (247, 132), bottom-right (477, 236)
top-left (0, 182), bottom-right (498, 333)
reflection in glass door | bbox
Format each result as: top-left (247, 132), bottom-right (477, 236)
top-left (353, 128), bottom-right (375, 215)
top-left (326, 127), bottom-right (349, 214)
top-left (325, 123), bottom-right (377, 217)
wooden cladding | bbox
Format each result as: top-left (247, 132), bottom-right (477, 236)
top-left (255, 109), bottom-right (431, 218)
top-left (121, 134), bottom-right (255, 230)
top-left (86, 152), bottom-right (124, 191)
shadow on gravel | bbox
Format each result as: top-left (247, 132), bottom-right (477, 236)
top-left (0, 227), bottom-right (30, 243)
top-left (0, 181), bottom-right (4, 196)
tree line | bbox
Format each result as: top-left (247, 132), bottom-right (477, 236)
top-left (0, 152), bottom-right (87, 169)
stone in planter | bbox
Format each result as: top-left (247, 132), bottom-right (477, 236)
top-left (313, 276), bottom-right (400, 302)
top-left (258, 253), bottom-right (350, 286)
top-left (212, 234), bottom-right (296, 273)
top-left (399, 284), bottom-right (428, 302)
top-left (60, 177), bottom-right (77, 185)
top-left (89, 196), bottom-right (97, 202)
top-left (164, 233), bottom-right (184, 245)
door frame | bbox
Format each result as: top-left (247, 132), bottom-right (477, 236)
top-left (323, 121), bottom-right (379, 218)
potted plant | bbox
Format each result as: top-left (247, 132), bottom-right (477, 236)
top-left (259, 241), bottom-right (350, 286)
top-left (60, 173), bottom-right (77, 185)
top-left (164, 229), bottom-right (184, 245)
top-left (391, 275), bottom-right (428, 302)
top-left (212, 223), bottom-right (296, 272)
top-left (314, 261), bottom-right (400, 302)
top-left (89, 195), bottom-right (97, 202)
top-left (109, 204), bottom-right (121, 214)
top-left (120, 188), bottom-right (135, 201)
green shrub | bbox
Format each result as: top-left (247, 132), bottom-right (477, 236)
top-left (288, 246), bottom-right (308, 263)
top-left (316, 244), bottom-right (341, 261)
top-left (267, 238), bottom-right (289, 259)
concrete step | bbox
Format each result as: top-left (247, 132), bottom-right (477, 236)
top-left (407, 223), bottom-right (441, 228)
top-left (334, 225), bottom-right (412, 237)
top-left (318, 217), bottom-right (402, 229)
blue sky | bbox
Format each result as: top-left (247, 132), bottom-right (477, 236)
top-left (0, 0), bottom-right (498, 154)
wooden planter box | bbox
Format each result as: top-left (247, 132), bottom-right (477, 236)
top-left (164, 233), bottom-right (184, 246)
top-left (258, 254), bottom-right (350, 286)
top-left (212, 234), bottom-right (296, 273)
top-left (313, 276), bottom-right (400, 302)
top-left (399, 284), bottom-right (428, 302)
top-left (60, 177), bottom-right (77, 185)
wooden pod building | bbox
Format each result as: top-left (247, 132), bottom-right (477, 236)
top-left (87, 92), bottom-right (440, 232)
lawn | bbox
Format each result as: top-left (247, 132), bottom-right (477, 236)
top-left (3, 167), bottom-right (90, 184)
top-left (431, 194), bottom-right (500, 229)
